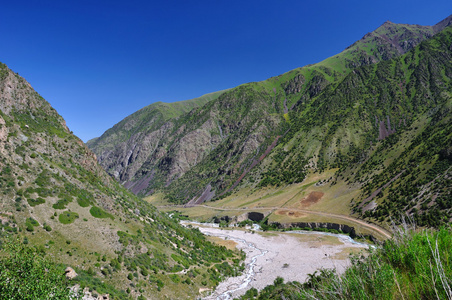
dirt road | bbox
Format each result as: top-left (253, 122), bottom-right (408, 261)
top-left (158, 204), bottom-right (392, 239)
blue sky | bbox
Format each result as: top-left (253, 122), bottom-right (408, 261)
top-left (1, 1), bottom-right (451, 142)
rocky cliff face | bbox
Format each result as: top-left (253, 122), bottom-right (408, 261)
top-left (88, 90), bottom-right (227, 189)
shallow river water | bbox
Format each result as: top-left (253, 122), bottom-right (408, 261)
top-left (182, 222), bottom-right (370, 300)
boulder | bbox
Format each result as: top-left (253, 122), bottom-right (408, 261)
top-left (64, 267), bottom-right (77, 279)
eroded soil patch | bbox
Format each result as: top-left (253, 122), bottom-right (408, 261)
top-left (300, 191), bottom-right (324, 207)
top-left (275, 210), bottom-right (306, 218)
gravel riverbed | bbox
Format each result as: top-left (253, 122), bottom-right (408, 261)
top-left (184, 223), bottom-right (370, 299)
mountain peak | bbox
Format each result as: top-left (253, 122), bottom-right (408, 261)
top-left (433, 14), bottom-right (452, 33)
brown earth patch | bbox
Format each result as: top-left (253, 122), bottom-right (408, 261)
top-left (206, 236), bottom-right (238, 250)
top-left (275, 210), bottom-right (306, 218)
top-left (300, 191), bottom-right (324, 208)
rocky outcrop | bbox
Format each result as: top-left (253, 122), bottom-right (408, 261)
top-left (0, 115), bottom-right (7, 142)
top-left (80, 287), bottom-right (110, 300)
top-left (377, 115), bottom-right (396, 140)
top-left (65, 267), bottom-right (77, 279)
top-left (284, 73), bottom-right (305, 95)
top-left (185, 184), bottom-right (216, 207)
top-left (247, 212), bottom-right (265, 222)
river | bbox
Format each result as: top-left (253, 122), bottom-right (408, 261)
top-left (182, 222), bottom-right (370, 300)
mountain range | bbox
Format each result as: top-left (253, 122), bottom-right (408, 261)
top-left (1, 13), bottom-right (451, 300)
top-left (88, 15), bottom-right (452, 228)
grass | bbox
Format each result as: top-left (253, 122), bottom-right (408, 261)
top-left (206, 236), bottom-right (238, 250)
top-left (153, 169), bottom-right (387, 239)
top-left (0, 239), bottom-right (76, 300)
top-left (76, 197), bottom-right (91, 207)
top-left (52, 196), bottom-right (73, 209)
top-left (25, 217), bottom-right (39, 231)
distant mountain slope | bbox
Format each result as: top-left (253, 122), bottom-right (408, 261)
top-left (0, 63), bottom-right (241, 299)
top-left (89, 15), bottom-right (451, 227)
top-left (90, 17), bottom-right (452, 196)
top-left (86, 89), bottom-right (227, 186)
top-left (274, 25), bottom-right (452, 227)
top-left (86, 89), bottom-right (226, 149)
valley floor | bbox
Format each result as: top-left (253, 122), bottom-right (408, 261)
top-left (148, 172), bottom-right (392, 241)
top-left (184, 222), bottom-right (369, 299)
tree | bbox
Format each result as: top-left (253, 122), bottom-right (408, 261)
top-left (0, 238), bottom-right (79, 299)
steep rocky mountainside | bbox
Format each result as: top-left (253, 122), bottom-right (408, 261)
top-left (87, 90), bottom-right (227, 191)
top-left (0, 64), bottom-right (242, 299)
top-left (90, 16), bottom-right (452, 227)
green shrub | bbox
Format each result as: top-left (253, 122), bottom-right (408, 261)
top-left (25, 218), bottom-right (39, 232)
top-left (0, 239), bottom-right (78, 299)
top-left (58, 212), bottom-right (79, 224)
top-left (76, 189), bottom-right (94, 207)
top-left (169, 274), bottom-right (180, 283)
top-left (89, 206), bottom-right (114, 220)
top-left (52, 196), bottom-right (72, 209)
top-left (27, 197), bottom-right (45, 207)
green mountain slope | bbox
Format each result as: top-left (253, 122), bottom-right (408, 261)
top-left (89, 15), bottom-right (452, 229)
top-left (86, 89), bottom-right (226, 150)
top-left (271, 25), bottom-right (452, 227)
top-left (86, 89), bottom-right (227, 190)
top-left (0, 63), bottom-right (242, 299)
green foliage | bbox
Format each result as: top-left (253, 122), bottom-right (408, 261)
top-left (27, 197), bottom-right (45, 207)
top-left (72, 269), bottom-right (128, 300)
top-left (58, 212), bottom-right (79, 224)
top-left (0, 238), bottom-right (78, 299)
top-left (89, 206), bottom-right (114, 220)
top-left (11, 104), bottom-right (69, 139)
top-left (0, 59), bottom-right (246, 299)
top-left (25, 218), bottom-right (39, 232)
top-left (76, 189), bottom-right (94, 207)
top-left (52, 195), bottom-right (73, 209)
top-left (34, 170), bottom-right (51, 187)
top-left (169, 274), bottom-right (180, 283)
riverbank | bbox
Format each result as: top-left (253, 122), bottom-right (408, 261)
top-left (185, 223), bottom-right (370, 299)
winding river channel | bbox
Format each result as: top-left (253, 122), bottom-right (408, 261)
top-left (182, 222), bottom-right (371, 300)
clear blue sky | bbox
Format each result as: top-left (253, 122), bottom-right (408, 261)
top-left (1, 1), bottom-right (451, 142)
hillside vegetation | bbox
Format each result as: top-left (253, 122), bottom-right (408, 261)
top-left (0, 63), bottom-right (242, 299)
top-left (90, 16), bottom-right (452, 229)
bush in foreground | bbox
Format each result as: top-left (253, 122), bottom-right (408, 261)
top-left (0, 239), bottom-right (78, 299)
